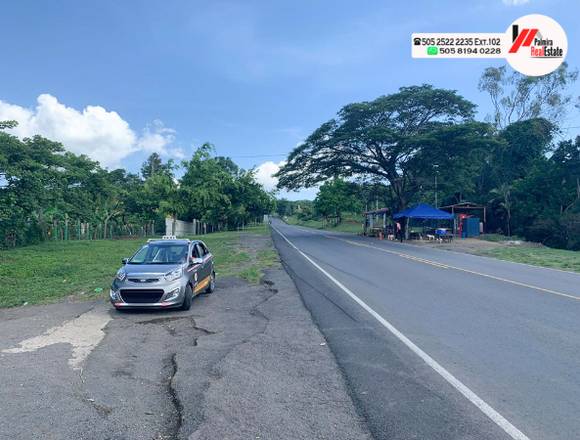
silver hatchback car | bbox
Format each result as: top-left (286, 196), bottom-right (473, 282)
top-left (110, 236), bottom-right (215, 310)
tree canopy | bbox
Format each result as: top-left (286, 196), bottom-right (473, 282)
top-left (276, 84), bottom-right (478, 209)
top-left (0, 127), bottom-right (274, 247)
top-left (478, 63), bottom-right (578, 129)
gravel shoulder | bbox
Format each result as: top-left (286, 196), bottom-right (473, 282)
top-left (0, 232), bottom-right (371, 440)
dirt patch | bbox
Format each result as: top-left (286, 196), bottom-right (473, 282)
top-left (410, 237), bottom-right (503, 254)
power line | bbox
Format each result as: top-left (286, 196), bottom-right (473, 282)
top-left (221, 153), bottom-right (289, 159)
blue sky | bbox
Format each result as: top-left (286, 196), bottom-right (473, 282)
top-left (0, 0), bottom-right (578, 199)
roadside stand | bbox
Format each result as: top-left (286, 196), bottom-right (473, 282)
top-left (393, 203), bottom-right (455, 241)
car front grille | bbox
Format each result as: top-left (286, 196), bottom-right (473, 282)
top-left (120, 289), bottom-right (164, 304)
top-left (128, 278), bottom-right (159, 283)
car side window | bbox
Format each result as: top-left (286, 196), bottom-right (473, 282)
top-left (192, 244), bottom-right (205, 259)
top-left (199, 243), bottom-right (209, 256)
top-left (197, 244), bottom-right (206, 257)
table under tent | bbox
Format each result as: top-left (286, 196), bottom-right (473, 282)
top-left (363, 208), bottom-right (392, 237)
top-left (393, 203), bottom-right (455, 241)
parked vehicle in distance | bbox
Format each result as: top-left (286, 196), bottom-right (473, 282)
top-left (110, 236), bottom-right (215, 310)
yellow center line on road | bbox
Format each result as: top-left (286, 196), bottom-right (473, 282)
top-left (323, 235), bottom-right (580, 302)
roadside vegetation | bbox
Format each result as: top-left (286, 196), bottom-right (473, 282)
top-left (0, 127), bottom-right (274, 248)
top-left (0, 225), bottom-right (277, 308)
top-left (275, 65), bottom-right (580, 252)
top-left (480, 245), bottom-right (580, 273)
top-left (478, 234), bottom-right (526, 243)
top-left (285, 214), bottom-right (362, 234)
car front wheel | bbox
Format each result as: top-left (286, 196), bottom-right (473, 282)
top-left (205, 271), bottom-right (216, 294)
top-left (181, 284), bottom-right (192, 310)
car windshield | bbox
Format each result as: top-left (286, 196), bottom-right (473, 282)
top-left (129, 244), bottom-right (188, 265)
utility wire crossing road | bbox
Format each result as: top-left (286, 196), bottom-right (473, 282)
top-left (270, 219), bottom-right (580, 440)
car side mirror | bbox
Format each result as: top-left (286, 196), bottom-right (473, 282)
top-left (121, 258), bottom-right (129, 265)
top-left (190, 257), bottom-right (203, 266)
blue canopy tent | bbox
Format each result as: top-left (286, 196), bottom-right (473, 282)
top-left (393, 203), bottom-right (454, 220)
top-left (393, 203), bottom-right (454, 240)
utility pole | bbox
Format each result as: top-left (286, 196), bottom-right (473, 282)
top-left (433, 164), bottom-right (439, 208)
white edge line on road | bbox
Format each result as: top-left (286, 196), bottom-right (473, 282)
top-left (271, 224), bottom-right (530, 440)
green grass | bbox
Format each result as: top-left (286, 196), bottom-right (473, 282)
top-left (285, 215), bottom-right (362, 234)
top-left (0, 224), bottom-right (276, 308)
top-left (239, 248), bottom-right (279, 283)
top-left (478, 234), bottom-right (525, 242)
top-left (0, 239), bottom-right (144, 308)
top-left (480, 246), bottom-right (580, 273)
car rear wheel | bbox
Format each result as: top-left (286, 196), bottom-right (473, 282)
top-left (205, 271), bottom-right (216, 294)
top-left (181, 284), bottom-right (192, 310)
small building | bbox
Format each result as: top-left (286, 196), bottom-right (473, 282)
top-left (439, 201), bottom-right (486, 235)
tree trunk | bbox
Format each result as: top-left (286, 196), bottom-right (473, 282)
top-left (504, 193), bottom-right (511, 237)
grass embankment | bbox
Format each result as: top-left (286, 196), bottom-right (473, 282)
top-left (474, 234), bottom-right (579, 272)
top-left (285, 215), bottom-right (362, 234)
top-left (479, 246), bottom-right (580, 273)
top-left (0, 224), bottom-right (277, 308)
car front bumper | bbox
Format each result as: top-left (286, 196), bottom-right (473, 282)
top-left (110, 282), bottom-right (185, 309)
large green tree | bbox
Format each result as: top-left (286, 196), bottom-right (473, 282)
top-left (508, 136), bottom-right (580, 249)
top-left (408, 121), bottom-right (499, 206)
top-left (276, 85), bottom-right (476, 210)
top-left (478, 63), bottom-right (578, 129)
top-left (487, 118), bottom-right (556, 236)
top-left (313, 178), bottom-right (362, 222)
top-left (140, 152), bottom-right (174, 179)
top-left (179, 143), bottom-right (273, 229)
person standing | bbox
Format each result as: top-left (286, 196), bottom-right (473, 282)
top-left (396, 221), bottom-right (403, 242)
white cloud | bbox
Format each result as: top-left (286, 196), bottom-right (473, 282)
top-left (168, 147), bottom-right (186, 160)
top-left (137, 119), bottom-right (176, 155)
top-left (254, 160), bottom-right (283, 191)
top-left (0, 95), bottom-right (181, 168)
top-left (502, 0), bottom-right (530, 5)
top-left (253, 160), bottom-right (318, 200)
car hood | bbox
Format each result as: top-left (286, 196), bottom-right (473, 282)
top-left (122, 264), bottom-right (181, 276)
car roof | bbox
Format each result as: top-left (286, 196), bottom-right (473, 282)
top-left (145, 239), bottom-right (207, 246)
top-left (147, 239), bottom-right (190, 245)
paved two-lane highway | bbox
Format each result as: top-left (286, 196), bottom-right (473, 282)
top-left (271, 219), bottom-right (580, 440)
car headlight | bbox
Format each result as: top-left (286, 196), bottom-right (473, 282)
top-left (116, 269), bottom-right (127, 281)
top-left (110, 289), bottom-right (121, 301)
top-left (164, 287), bottom-right (181, 301)
top-left (164, 268), bottom-right (182, 282)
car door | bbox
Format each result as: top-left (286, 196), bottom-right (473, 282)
top-left (188, 244), bottom-right (202, 288)
top-left (198, 241), bottom-right (213, 276)
top-left (193, 243), bottom-right (210, 293)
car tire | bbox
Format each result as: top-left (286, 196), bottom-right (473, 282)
top-left (205, 271), bottom-right (216, 294)
top-left (181, 284), bottom-right (192, 310)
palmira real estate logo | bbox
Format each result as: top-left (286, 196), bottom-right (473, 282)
top-left (412, 14), bottom-right (567, 77)
top-left (506, 14), bottom-right (567, 76)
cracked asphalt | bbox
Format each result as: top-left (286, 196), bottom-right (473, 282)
top-left (0, 236), bottom-right (371, 440)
